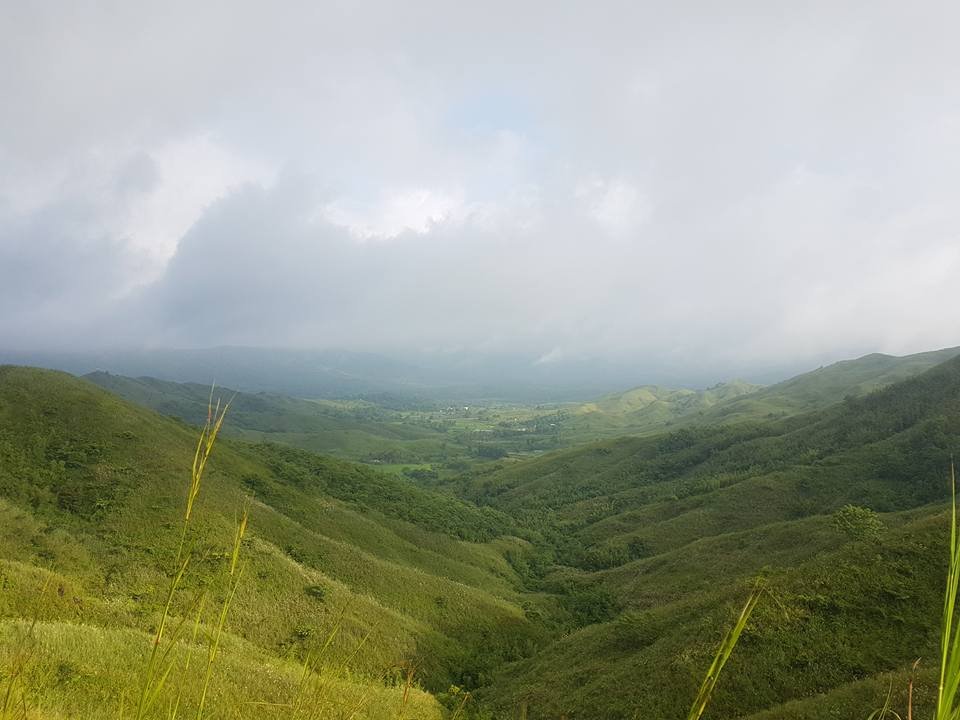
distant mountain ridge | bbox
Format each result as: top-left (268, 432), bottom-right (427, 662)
top-left (577, 379), bottom-right (761, 416)
top-left (82, 347), bottom-right (960, 462)
top-left (554, 347), bottom-right (960, 442)
top-left (16, 344), bottom-right (950, 404)
top-left (700, 345), bottom-right (960, 423)
top-left (0, 346), bottom-right (642, 402)
top-left (5, 347), bottom-right (432, 398)
top-left (82, 370), bottom-right (460, 464)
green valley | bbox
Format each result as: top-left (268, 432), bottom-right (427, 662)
top-left (85, 346), bottom-right (960, 479)
top-left (3, 347), bottom-right (960, 719)
top-left (83, 372), bottom-right (569, 476)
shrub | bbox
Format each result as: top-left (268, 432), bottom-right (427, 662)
top-left (832, 504), bottom-right (885, 542)
top-left (477, 445), bottom-right (508, 459)
top-left (304, 584), bottom-right (326, 601)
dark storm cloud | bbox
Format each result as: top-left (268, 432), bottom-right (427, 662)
top-left (0, 194), bottom-right (141, 347)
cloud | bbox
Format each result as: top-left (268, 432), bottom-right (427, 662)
top-left (535, 347), bottom-right (566, 365)
top-left (1, 1), bottom-right (959, 380)
top-left (322, 187), bottom-right (468, 239)
top-left (575, 177), bottom-right (652, 238)
top-left (0, 193), bottom-right (137, 348)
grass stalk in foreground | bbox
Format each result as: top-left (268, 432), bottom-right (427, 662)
top-left (936, 462), bottom-right (960, 720)
top-left (865, 681), bottom-right (902, 720)
top-left (167, 594), bottom-right (207, 720)
top-left (907, 658), bottom-right (920, 720)
top-left (273, 607), bottom-right (373, 720)
top-left (686, 580), bottom-right (764, 720)
top-left (395, 662), bottom-right (416, 720)
top-left (194, 498), bottom-right (249, 720)
top-left (134, 390), bottom-right (231, 720)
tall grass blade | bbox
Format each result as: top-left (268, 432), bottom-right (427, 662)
top-left (194, 566), bottom-right (244, 720)
top-left (907, 658), bottom-right (920, 720)
top-left (134, 388), bottom-right (230, 720)
top-left (686, 580), bottom-right (764, 720)
top-left (865, 681), bottom-right (902, 720)
top-left (396, 663), bottom-right (416, 720)
top-left (290, 609), bottom-right (347, 719)
top-left (937, 462), bottom-right (960, 720)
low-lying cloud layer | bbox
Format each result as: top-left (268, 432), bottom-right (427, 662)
top-left (3, 1), bottom-right (959, 380)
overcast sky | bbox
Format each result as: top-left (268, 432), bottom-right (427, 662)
top-left (2, 1), bottom-right (959, 380)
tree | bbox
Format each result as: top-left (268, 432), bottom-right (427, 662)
top-left (832, 504), bottom-right (884, 542)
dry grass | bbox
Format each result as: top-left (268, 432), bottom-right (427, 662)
top-left (134, 392), bottom-right (232, 720)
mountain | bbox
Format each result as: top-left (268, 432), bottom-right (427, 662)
top-left (561, 380), bottom-right (762, 439)
top-left (0, 366), bottom-right (544, 719)
top-left (81, 372), bottom-right (578, 471)
top-left (4, 350), bottom-right (960, 719)
top-left (83, 371), bottom-right (460, 463)
top-left (550, 347), bottom-right (960, 445)
top-left (81, 373), bottom-right (762, 458)
top-left (444, 352), bottom-right (960, 718)
top-left (700, 345), bottom-right (960, 424)
top-left (17, 344), bottom-right (934, 406)
top-left (0, 347), bottom-right (681, 403)
top-left (1, 347), bottom-right (435, 398)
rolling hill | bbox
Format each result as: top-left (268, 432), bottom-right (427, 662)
top-left (81, 372), bottom-right (577, 473)
top-left (0, 366), bottom-right (545, 719)
top-left (698, 345), bottom-right (960, 424)
top-left (553, 346), bottom-right (960, 444)
top-left (4, 349), bottom-right (960, 719)
top-left (447, 352), bottom-right (960, 718)
top-left (85, 347), bottom-right (960, 478)
top-left (83, 371), bottom-right (460, 464)
top-left (562, 380), bottom-right (761, 439)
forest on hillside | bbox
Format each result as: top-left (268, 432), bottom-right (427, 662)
top-left (2, 349), bottom-right (960, 718)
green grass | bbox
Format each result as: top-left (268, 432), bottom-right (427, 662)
top-left (6, 349), bottom-right (960, 719)
top-left (437, 353), bottom-right (960, 718)
top-left (0, 366), bottom-right (544, 717)
top-left (935, 462), bottom-right (960, 720)
top-left (0, 618), bottom-right (442, 720)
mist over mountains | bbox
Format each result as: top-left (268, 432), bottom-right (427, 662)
top-left (0, 344), bottom-right (839, 403)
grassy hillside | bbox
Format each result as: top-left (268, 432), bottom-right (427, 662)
top-left (84, 372), bottom-right (575, 474)
top-left (0, 366), bottom-right (546, 718)
top-left (84, 371), bottom-right (462, 464)
top-left (548, 347), bottom-right (960, 445)
top-left (446, 353), bottom-right (960, 718)
top-left (6, 352), bottom-right (960, 719)
top-left (562, 380), bottom-right (761, 439)
top-left (699, 345), bottom-right (960, 425)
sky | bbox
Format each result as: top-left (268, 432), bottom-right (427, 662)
top-left (2, 0), bottom-right (960, 383)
